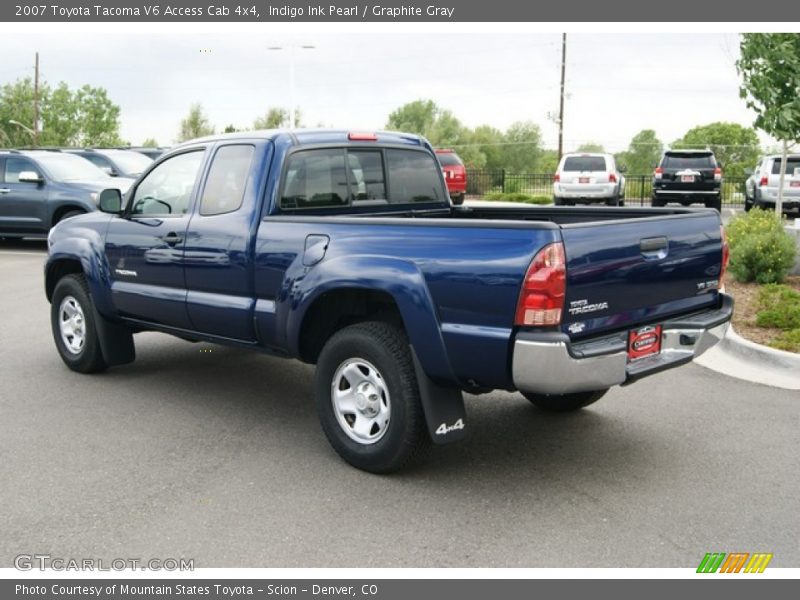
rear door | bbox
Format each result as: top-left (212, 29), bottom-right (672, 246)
top-left (559, 212), bottom-right (723, 339)
top-left (561, 155), bottom-right (611, 187)
top-left (104, 149), bottom-right (205, 329)
top-left (660, 152), bottom-right (717, 191)
top-left (769, 157), bottom-right (800, 199)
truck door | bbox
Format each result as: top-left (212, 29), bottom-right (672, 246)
top-left (103, 149), bottom-right (205, 329)
top-left (0, 155), bottom-right (49, 234)
top-left (183, 142), bottom-right (267, 341)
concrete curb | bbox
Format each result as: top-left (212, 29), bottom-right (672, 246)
top-left (695, 326), bottom-right (800, 390)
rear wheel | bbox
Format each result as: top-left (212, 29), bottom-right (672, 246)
top-left (451, 193), bottom-right (465, 206)
top-left (522, 389), bottom-right (608, 412)
top-left (553, 196), bottom-right (564, 206)
top-left (51, 274), bottom-right (108, 373)
top-left (651, 197), bottom-right (665, 208)
top-left (707, 196), bottom-right (722, 212)
top-left (314, 321), bottom-right (431, 473)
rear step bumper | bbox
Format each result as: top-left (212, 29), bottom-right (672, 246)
top-left (511, 293), bottom-right (733, 395)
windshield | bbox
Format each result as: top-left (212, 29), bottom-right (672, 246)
top-left (103, 151), bottom-right (153, 175)
top-left (436, 153), bottom-right (463, 167)
top-left (663, 154), bottom-right (714, 170)
top-left (33, 153), bottom-right (109, 181)
top-left (563, 156), bottom-right (607, 171)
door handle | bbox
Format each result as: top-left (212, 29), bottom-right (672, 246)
top-left (162, 232), bottom-right (183, 246)
top-left (640, 236), bottom-right (668, 259)
top-left (0, 188), bottom-right (10, 194)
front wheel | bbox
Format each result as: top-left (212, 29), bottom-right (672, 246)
top-left (522, 389), bottom-right (608, 412)
top-left (51, 274), bottom-right (108, 373)
top-left (314, 321), bottom-right (431, 473)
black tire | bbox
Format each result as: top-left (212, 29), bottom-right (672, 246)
top-left (51, 274), bottom-right (108, 373)
top-left (451, 193), bottom-right (465, 206)
top-left (744, 197), bottom-right (753, 212)
top-left (57, 210), bottom-right (85, 224)
top-left (651, 197), bottom-right (665, 208)
top-left (707, 196), bottom-right (722, 212)
top-left (314, 321), bottom-right (431, 473)
top-left (606, 194), bottom-right (624, 207)
top-left (522, 389), bottom-right (608, 412)
top-left (553, 196), bottom-right (564, 206)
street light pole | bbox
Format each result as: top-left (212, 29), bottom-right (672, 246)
top-left (268, 44), bottom-right (315, 129)
top-left (8, 119), bottom-right (36, 140)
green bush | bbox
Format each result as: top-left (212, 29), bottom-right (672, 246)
top-left (770, 329), bottom-right (800, 353)
top-left (755, 284), bottom-right (800, 329)
top-left (726, 208), bottom-right (796, 284)
top-left (484, 192), bottom-right (552, 204)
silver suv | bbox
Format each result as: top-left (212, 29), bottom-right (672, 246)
top-left (745, 154), bottom-right (800, 214)
top-left (553, 153), bottom-right (625, 206)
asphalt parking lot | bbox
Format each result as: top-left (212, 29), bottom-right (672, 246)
top-left (1, 240), bottom-right (797, 568)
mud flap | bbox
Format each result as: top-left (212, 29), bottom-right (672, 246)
top-left (411, 346), bottom-right (467, 445)
top-left (92, 305), bottom-right (136, 367)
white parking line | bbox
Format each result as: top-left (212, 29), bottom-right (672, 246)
top-left (0, 251), bottom-right (46, 256)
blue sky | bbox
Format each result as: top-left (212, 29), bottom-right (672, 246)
top-left (0, 31), bottom-right (762, 149)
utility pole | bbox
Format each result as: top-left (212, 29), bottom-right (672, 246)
top-left (33, 51), bottom-right (40, 147)
top-left (557, 33), bottom-right (566, 160)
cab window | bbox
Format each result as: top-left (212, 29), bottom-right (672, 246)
top-left (130, 151), bottom-right (204, 217)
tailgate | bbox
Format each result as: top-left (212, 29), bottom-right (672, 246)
top-left (559, 212), bottom-right (723, 338)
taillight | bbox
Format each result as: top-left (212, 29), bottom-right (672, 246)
top-left (348, 132), bottom-right (377, 141)
top-left (714, 167), bottom-right (722, 182)
top-left (759, 175), bottom-right (768, 187)
top-left (654, 167), bottom-right (663, 180)
top-left (515, 242), bottom-right (566, 327)
top-left (553, 173), bottom-right (560, 183)
top-left (609, 173), bottom-right (617, 183)
top-left (720, 225), bottom-right (730, 290)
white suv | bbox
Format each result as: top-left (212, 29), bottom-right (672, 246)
top-left (553, 153), bottom-right (625, 206)
top-left (745, 154), bottom-right (800, 214)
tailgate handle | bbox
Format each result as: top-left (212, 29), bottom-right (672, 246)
top-left (640, 236), bottom-right (668, 258)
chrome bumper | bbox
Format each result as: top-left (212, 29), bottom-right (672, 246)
top-left (511, 294), bottom-right (733, 395)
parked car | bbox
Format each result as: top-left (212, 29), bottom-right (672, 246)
top-left (553, 153), bottom-right (625, 206)
top-left (0, 150), bottom-right (133, 238)
top-left (434, 149), bottom-right (466, 205)
top-left (45, 130), bottom-right (732, 473)
top-left (64, 148), bottom-right (153, 179)
top-left (652, 149), bottom-right (722, 211)
top-left (123, 147), bottom-right (169, 161)
top-left (744, 154), bottom-right (800, 214)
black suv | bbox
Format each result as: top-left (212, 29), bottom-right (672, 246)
top-left (651, 149), bottom-right (722, 211)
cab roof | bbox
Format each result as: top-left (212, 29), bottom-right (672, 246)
top-left (177, 129), bottom-right (429, 149)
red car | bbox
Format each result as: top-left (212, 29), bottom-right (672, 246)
top-left (435, 149), bottom-right (466, 205)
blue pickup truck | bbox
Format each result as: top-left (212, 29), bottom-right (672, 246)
top-left (45, 130), bottom-right (733, 472)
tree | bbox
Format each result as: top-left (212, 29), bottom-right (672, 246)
top-left (0, 77), bottom-right (123, 147)
top-left (141, 137), bottom-right (159, 147)
top-left (737, 33), bottom-right (800, 214)
top-left (500, 121), bottom-right (543, 173)
top-left (386, 99), bottom-right (438, 136)
top-left (178, 103), bottom-right (214, 142)
top-left (672, 122), bottom-right (760, 178)
top-left (223, 124), bottom-right (239, 133)
top-left (253, 107), bottom-right (302, 129)
top-left (575, 142), bottom-right (605, 153)
top-left (615, 129), bottom-right (663, 175)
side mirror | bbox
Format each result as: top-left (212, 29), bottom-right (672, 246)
top-left (18, 171), bottom-right (43, 184)
top-left (97, 189), bottom-right (123, 214)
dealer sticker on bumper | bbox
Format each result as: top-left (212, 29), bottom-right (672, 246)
top-left (628, 325), bottom-right (662, 361)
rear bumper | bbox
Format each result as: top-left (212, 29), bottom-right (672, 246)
top-left (556, 182), bottom-right (616, 199)
top-left (511, 293), bottom-right (733, 395)
top-left (653, 189), bottom-right (720, 202)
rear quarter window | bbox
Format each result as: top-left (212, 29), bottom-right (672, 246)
top-left (562, 156), bottom-right (607, 171)
top-left (436, 153), bottom-right (463, 167)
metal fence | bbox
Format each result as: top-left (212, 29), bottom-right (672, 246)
top-left (466, 169), bottom-right (747, 208)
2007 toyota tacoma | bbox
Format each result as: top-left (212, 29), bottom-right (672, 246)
top-left (44, 130), bottom-right (733, 472)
